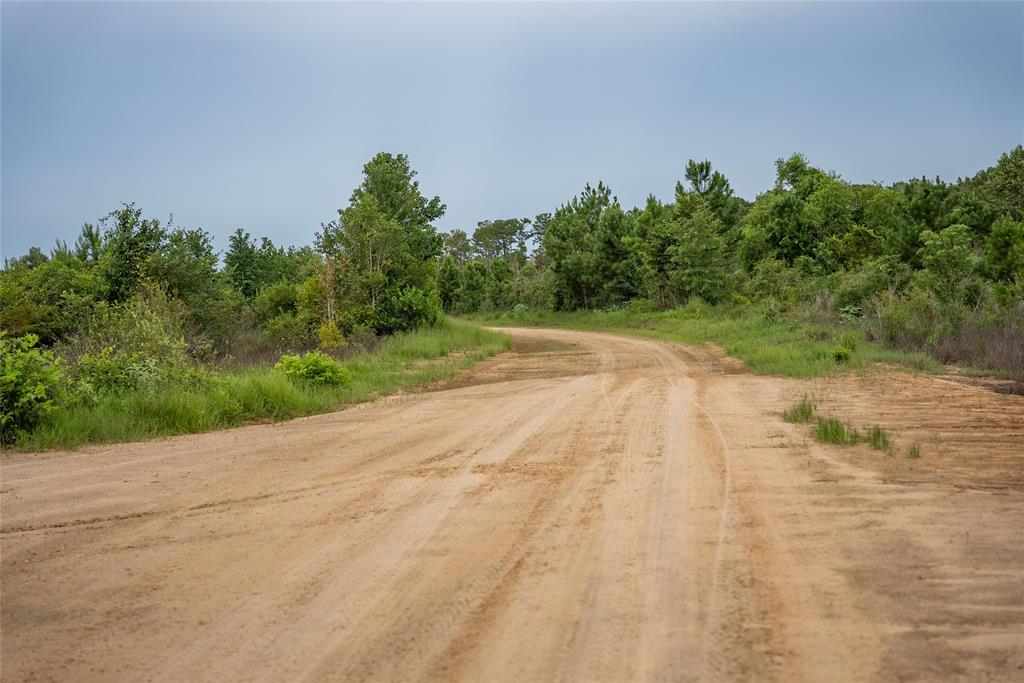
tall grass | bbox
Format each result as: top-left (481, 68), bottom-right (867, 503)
top-left (19, 319), bottom-right (510, 450)
top-left (467, 301), bottom-right (938, 379)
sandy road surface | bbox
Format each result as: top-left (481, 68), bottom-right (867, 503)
top-left (2, 328), bottom-right (1023, 682)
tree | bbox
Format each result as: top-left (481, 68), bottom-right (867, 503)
top-left (437, 256), bottom-right (461, 312)
top-left (679, 159), bottom-right (742, 229)
top-left (457, 261), bottom-right (487, 312)
top-left (473, 218), bottom-right (530, 269)
top-left (669, 203), bottom-right (731, 303)
top-left (543, 183), bottom-right (611, 309)
top-left (224, 229), bottom-right (262, 298)
top-left (96, 204), bottom-right (167, 303)
top-left (74, 224), bottom-right (104, 263)
top-left (971, 145), bottom-right (1024, 222)
top-left (918, 224), bottom-right (976, 305)
top-left (635, 195), bottom-right (675, 307)
top-left (443, 229), bottom-right (474, 266)
top-left (316, 153), bottom-right (445, 334)
top-left (982, 216), bottom-right (1024, 284)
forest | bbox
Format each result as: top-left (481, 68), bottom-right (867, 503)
top-left (2, 147), bottom-right (1022, 446)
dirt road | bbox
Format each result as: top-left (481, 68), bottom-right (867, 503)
top-left (2, 328), bottom-right (1023, 682)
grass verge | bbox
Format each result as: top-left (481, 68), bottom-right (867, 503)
top-left (466, 302), bottom-right (939, 379)
top-left (16, 319), bottom-right (511, 451)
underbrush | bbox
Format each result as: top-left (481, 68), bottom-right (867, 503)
top-left (467, 301), bottom-right (938, 379)
top-left (13, 319), bottom-right (510, 450)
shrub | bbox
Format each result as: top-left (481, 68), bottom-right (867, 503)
top-left (275, 351), bottom-right (351, 386)
top-left (832, 345), bottom-right (852, 364)
top-left (838, 330), bottom-right (860, 352)
top-left (59, 286), bottom-right (189, 366)
top-left (378, 286), bottom-right (443, 334)
top-left (1, 334), bottom-right (64, 442)
top-left (832, 256), bottom-right (908, 315)
top-left (317, 320), bottom-right (347, 351)
top-left (264, 312), bottom-right (311, 351)
top-left (70, 347), bottom-right (159, 394)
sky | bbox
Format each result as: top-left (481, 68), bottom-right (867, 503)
top-left (2, 1), bottom-right (1022, 259)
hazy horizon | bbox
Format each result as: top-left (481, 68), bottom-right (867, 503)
top-left (3, 1), bottom-right (1022, 258)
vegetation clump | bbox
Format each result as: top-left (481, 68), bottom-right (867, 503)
top-left (782, 398), bottom-right (896, 454)
top-left (275, 351), bottom-right (351, 386)
top-left (782, 396), bottom-right (816, 423)
top-left (0, 334), bottom-right (64, 443)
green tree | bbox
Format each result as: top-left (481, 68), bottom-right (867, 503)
top-left (982, 215), bottom-right (1024, 284)
top-left (437, 256), bottom-right (461, 312)
top-left (543, 182), bottom-right (610, 309)
top-left (457, 261), bottom-right (488, 312)
top-left (669, 203), bottom-right (731, 303)
top-left (917, 224), bottom-right (976, 305)
top-left (443, 229), bottom-right (474, 265)
top-left (98, 203), bottom-right (167, 302)
top-left (316, 153), bottom-right (445, 333)
top-left (971, 145), bottom-right (1024, 222)
top-left (473, 218), bottom-right (530, 270)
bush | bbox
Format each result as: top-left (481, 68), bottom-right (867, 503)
top-left (832, 256), bottom-right (908, 314)
top-left (832, 345), bottom-right (851, 364)
top-left (264, 312), bottom-right (311, 351)
top-left (378, 286), bottom-right (443, 334)
top-left (1, 334), bottom-right (64, 443)
top-left (317, 320), bottom-right (347, 351)
top-left (59, 286), bottom-right (189, 366)
top-left (275, 351), bottom-right (351, 386)
top-left (70, 347), bottom-right (159, 395)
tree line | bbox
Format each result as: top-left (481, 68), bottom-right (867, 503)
top-left (2, 146), bottom-right (1022, 369)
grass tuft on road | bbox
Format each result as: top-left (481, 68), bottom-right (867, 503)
top-left (16, 319), bottom-right (511, 451)
top-left (782, 397), bottom-right (898, 455)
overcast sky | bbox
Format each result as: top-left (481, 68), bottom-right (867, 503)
top-left (2, 1), bottom-right (1022, 259)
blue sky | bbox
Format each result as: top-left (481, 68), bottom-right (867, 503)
top-left (2, 1), bottom-right (1022, 259)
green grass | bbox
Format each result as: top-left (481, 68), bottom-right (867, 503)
top-left (17, 319), bottom-right (511, 450)
top-left (813, 417), bottom-right (861, 445)
top-left (466, 301), bottom-right (939, 379)
top-left (866, 425), bottom-right (894, 454)
top-left (782, 395), bottom-right (817, 423)
top-left (783, 397), bottom-right (896, 454)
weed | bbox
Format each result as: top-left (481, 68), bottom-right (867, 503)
top-left (905, 443), bottom-right (922, 459)
top-left (814, 417), bottom-right (861, 445)
top-left (783, 396), bottom-right (816, 423)
top-left (832, 345), bottom-right (852, 364)
top-left (866, 425), bottom-right (894, 454)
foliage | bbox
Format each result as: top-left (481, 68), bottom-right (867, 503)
top-left (782, 396), bottom-right (816, 423)
top-left (1, 334), bottom-right (64, 442)
top-left (2, 146), bottom-right (1023, 449)
top-left (317, 320), bottom-right (347, 351)
top-left (316, 153), bottom-right (444, 335)
top-left (15, 320), bottom-right (510, 450)
top-left (275, 351), bottom-right (352, 386)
